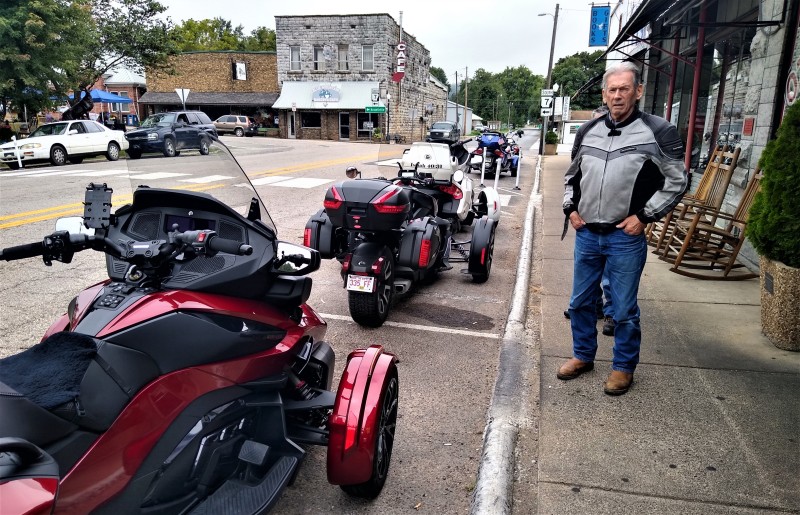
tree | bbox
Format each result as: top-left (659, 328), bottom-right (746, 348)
top-left (242, 26), bottom-right (276, 51)
top-left (429, 66), bottom-right (449, 91)
top-left (0, 0), bottom-right (95, 119)
top-left (551, 50), bottom-right (606, 110)
top-left (57, 0), bottom-right (178, 113)
top-left (173, 17), bottom-right (245, 52)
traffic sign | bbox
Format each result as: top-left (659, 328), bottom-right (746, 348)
top-left (541, 108), bottom-right (553, 117)
top-left (541, 97), bottom-right (553, 108)
top-left (541, 88), bottom-right (554, 97)
top-left (365, 106), bottom-right (386, 113)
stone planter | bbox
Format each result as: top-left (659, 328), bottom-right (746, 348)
top-left (544, 143), bottom-right (558, 155)
top-left (760, 256), bottom-right (800, 351)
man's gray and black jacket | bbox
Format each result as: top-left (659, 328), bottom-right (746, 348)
top-left (562, 107), bottom-right (687, 235)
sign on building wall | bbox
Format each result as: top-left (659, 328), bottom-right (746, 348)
top-left (312, 84), bottom-right (341, 103)
top-left (589, 5), bottom-right (610, 47)
top-left (393, 41), bottom-right (406, 82)
top-left (783, 9), bottom-right (800, 115)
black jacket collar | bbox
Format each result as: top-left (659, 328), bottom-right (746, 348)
top-left (605, 106), bottom-right (641, 136)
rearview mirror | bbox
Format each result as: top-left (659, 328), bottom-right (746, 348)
top-left (345, 167), bottom-right (361, 179)
top-left (68, 129), bottom-right (78, 135)
top-left (55, 216), bottom-right (94, 236)
top-left (273, 241), bottom-right (320, 275)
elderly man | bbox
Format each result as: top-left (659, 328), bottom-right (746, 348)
top-left (559, 62), bottom-right (687, 395)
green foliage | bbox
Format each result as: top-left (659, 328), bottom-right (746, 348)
top-left (173, 18), bottom-right (275, 51)
top-left (551, 50), bottom-right (606, 110)
top-left (0, 0), bottom-right (95, 117)
top-left (452, 66), bottom-right (544, 128)
top-left (545, 130), bottom-right (559, 144)
top-left (746, 101), bottom-right (800, 268)
top-left (429, 66), bottom-right (449, 90)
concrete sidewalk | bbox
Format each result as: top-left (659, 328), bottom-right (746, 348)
top-left (532, 153), bottom-right (800, 514)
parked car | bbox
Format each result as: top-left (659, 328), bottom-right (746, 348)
top-left (125, 111), bottom-right (217, 159)
top-left (214, 115), bottom-right (256, 137)
top-left (0, 120), bottom-right (128, 169)
top-left (427, 121), bottom-right (461, 144)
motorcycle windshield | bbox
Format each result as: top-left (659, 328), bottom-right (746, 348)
top-left (115, 137), bottom-right (275, 234)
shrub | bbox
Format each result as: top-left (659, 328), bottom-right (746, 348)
top-left (545, 130), bottom-right (559, 145)
top-left (746, 100), bottom-right (800, 268)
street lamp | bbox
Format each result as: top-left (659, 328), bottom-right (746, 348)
top-left (386, 93), bottom-right (391, 142)
top-left (538, 3), bottom-right (560, 155)
top-left (507, 102), bottom-right (513, 130)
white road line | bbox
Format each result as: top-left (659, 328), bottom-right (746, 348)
top-left (250, 176), bottom-right (290, 185)
top-left (128, 172), bottom-right (190, 180)
top-left (499, 194), bottom-right (511, 206)
top-left (67, 170), bottom-right (132, 177)
top-left (179, 174), bottom-right (233, 183)
top-left (3, 169), bottom-right (89, 178)
top-left (319, 313), bottom-right (500, 339)
top-left (375, 158), bottom-right (402, 166)
top-left (271, 177), bottom-right (333, 189)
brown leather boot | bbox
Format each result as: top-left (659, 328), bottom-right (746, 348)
top-left (603, 370), bottom-right (634, 395)
top-left (556, 358), bottom-right (594, 380)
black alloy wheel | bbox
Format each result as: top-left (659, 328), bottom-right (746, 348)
top-left (348, 250), bottom-right (394, 327)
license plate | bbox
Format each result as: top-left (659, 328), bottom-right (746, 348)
top-left (346, 275), bottom-right (375, 293)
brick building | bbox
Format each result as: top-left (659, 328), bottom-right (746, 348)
top-left (139, 51), bottom-right (279, 122)
top-left (272, 14), bottom-right (448, 142)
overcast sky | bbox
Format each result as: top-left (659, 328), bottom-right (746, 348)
top-left (161, 0), bottom-right (605, 81)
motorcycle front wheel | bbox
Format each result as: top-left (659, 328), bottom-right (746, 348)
top-left (348, 249), bottom-right (394, 327)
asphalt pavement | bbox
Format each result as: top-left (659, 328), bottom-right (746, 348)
top-left (474, 147), bottom-right (800, 514)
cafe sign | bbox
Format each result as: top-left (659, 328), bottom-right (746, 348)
top-left (392, 41), bottom-right (406, 82)
top-left (312, 84), bottom-right (341, 104)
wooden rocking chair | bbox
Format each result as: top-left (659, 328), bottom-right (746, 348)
top-left (648, 145), bottom-right (740, 255)
top-left (660, 168), bottom-right (763, 280)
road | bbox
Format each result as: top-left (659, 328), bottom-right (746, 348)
top-left (0, 133), bottom-right (538, 513)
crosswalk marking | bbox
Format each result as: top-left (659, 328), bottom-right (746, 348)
top-left (271, 177), bottom-right (333, 189)
top-left (250, 176), bottom-right (290, 185)
top-left (68, 170), bottom-right (131, 177)
top-left (179, 174), bottom-right (233, 184)
top-left (128, 172), bottom-right (190, 180)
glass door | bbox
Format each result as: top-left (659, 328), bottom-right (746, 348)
top-left (339, 112), bottom-right (350, 140)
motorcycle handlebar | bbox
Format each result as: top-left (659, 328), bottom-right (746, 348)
top-left (0, 241), bottom-right (45, 261)
top-left (209, 236), bottom-right (253, 256)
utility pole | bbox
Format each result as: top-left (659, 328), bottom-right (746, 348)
top-left (462, 67), bottom-right (468, 136)
top-left (539, 3), bottom-right (559, 155)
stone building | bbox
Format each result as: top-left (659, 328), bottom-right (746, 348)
top-left (272, 14), bottom-right (448, 142)
top-left (139, 51), bottom-right (279, 121)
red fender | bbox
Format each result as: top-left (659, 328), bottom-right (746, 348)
top-left (327, 344), bottom-right (397, 485)
top-left (0, 477), bottom-right (58, 515)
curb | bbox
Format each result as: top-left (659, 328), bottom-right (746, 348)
top-left (470, 153), bottom-right (542, 514)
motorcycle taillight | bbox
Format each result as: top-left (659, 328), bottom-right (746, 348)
top-left (494, 149), bottom-right (505, 157)
top-left (342, 253), bottom-right (352, 273)
top-left (372, 186), bottom-right (408, 214)
top-left (303, 227), bottom-right (312, 247)
top-left (324, 186), bottom-right (344, 210)
top-left (474, 148), bottom-right (483, 156)
top-left (419, 239), bottom-right (431, 267)
top-left (438, 183), bottom-right (463, 200)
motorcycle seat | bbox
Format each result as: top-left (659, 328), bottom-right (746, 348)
top-left (0, 380), bottom-right (78, 447)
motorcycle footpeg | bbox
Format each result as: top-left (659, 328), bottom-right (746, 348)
top-left (238, 440), bottom-right (270, 466)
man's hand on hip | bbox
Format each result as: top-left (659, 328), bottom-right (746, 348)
top-left (569, 211), bottom-right (586, 230)
top-left (616, 215), bottom-right (646, 235)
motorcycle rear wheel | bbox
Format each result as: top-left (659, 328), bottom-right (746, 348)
top-left (348, 250), bottom-right (394, 327)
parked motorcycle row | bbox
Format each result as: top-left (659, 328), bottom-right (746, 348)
top-left (0, 132), bottom-right (523, 513)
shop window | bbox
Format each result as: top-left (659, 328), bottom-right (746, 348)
top-left (338, 44), bottom-right (349, 71)
top-left (357, 112), bottom-right (379, 138)
top-left (301, 112), bottom-right (321, 128)
top-left (362, 44), bottom-right (374, 71)
top-left (313, 45), bottom-right (324, 71)
top-left (290, 46), bottom-right (300, 71)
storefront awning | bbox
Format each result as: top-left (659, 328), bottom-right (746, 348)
top-left (138, 92), bottom-right (278, 106)
top-left (597, 0), bottom-right (679, 61)
top-left (272, 81), bottom-right (385, 110)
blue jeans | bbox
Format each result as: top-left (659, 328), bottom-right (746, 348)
top-left (568, 228), bottom-right (647, 373)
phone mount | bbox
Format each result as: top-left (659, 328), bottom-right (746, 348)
top-left (83, 183), bottom-right (113, 229)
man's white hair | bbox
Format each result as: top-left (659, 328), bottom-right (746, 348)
top-left (602, 62), bottom-right (642, 90)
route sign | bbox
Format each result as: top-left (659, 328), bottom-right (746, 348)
top-left (541, 88), bottom-right (554, 97)
top-left (540, 108), bottom-right (553, 117)
top-left (541, 97), bottom-right (553, 108)
top-left (365, 106), bottom-right (386, 113)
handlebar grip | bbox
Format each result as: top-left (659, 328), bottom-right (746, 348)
top-left (0, 241), bottom-right (45, 261)
top-left (208, 236), bottom-right (253, 256)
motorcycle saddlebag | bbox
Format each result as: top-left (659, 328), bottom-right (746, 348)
top-left (325, 180), bottom-right (410, 231)
top-left (304, 209), bottom-right (336, 259)
top-left (397, 216), bottom-right (441, 270)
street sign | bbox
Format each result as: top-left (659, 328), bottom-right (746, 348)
top-left (365, 106), bottom-right (386, 113)
top-left (541, 97), bottom-right (553, 108)
top-left (291, 102), bottom-right (296, 112)
top-left (540, 108), bottom-right (553, 117)
top-left (175, 88), bottom-right (190, 108)
top-left (541, 88), bottom-right (554, 97)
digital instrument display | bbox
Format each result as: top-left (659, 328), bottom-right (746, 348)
top-left (164, 214), bottom-right (216, 233)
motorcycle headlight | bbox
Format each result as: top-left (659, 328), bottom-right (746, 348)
top-left (147, 133), bottom-right (158, 140)
top-left (20, 143), bottom-right (42, 150)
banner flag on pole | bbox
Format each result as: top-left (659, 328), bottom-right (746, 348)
top-left (589, 5), bottom-right (611, 47)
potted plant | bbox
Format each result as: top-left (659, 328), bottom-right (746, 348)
top-left (544, 130), bottom-right (559, 155)
top-left (372, 127), bottom-right (383, 142)
top-left (746, 100), bottom-right (800, 351)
